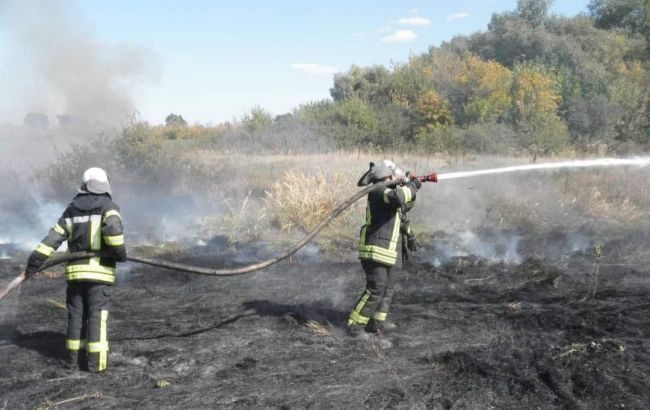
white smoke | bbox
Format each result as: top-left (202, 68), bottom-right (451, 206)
top-left (0, 0), bottom-right (159, 126)
top-left (431, 231), bottom-right (522, 265)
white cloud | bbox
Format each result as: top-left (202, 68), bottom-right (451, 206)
top-left (446, 12), bottom-right (470, 21)
top-left (398, 17), bottom-right (431, 26)
top-left (381, 30), bottom-right (418, 43)
top-left (290, 63), bottom-right (339, 76)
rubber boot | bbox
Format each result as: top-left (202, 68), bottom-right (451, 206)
top-left (365, 319), bottom-right (384, 335)
top-left (63, 349), bottom-right (78, 370)
top-left (347, 324), bottom-right (372, 340)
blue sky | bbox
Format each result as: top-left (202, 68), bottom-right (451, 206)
top-left (1, 0), bottom-right (591, 125)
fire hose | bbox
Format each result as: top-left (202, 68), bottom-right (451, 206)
top-left (0, 173), bottom-right (438, 302)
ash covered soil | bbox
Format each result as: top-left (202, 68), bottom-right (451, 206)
top-left (1, 237), bottom-right (650, 409)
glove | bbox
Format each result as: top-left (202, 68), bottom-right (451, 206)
top-left (401, 235), bottom-right (410, 263)
top-left (25, 252), bottom-right (47, 278)
top-left (24, 267), bottom-right (38, 279)
top-left (107, 247), bottom-right (127, 262)
top-left (406, 232), bottom-right (420, 252)
top-left (407, 178), bottom-right (422, 191)
top-left (114, 247), bottom-right (127, 263)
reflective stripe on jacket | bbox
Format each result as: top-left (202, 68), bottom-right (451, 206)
top-left (358, 183), bottom-right (416, 266)
top-left (28, 193), bottom-right (125, 284)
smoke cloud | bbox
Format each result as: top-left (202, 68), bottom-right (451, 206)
top-left (0, 0), bottom-right (158, 126)
top-left (0, 0), bottom-right (159, 172)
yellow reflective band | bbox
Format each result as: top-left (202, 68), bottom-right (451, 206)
top-left (359, 251), bottom-right (396, 265)
top-left (359, 247), bottom-right (397, 257)
top-left (89, 216), bottom-right (101, 268)
top-left (383, 189), bottom-right (391, 204)
top-left (65, 272), bottom-right (115, 284)
top-left (348, 311), bottom-right (370, 326)
top-left (65, 218), bottom-right (73, 239)
top-left (66, 264), bottom-right (116, 274)
top-left (103, 210), bottom-right (121, 222)
top-left (390, 211), bottom-right (401, 251)
top-left (99, 310), bottom-right (108, 370)
top-left (66, 339), bottom-right (87, 350)
top-left (53, 223), bottom-right (66, 236)
top-left (347, 291), bottom-right (371, 326)
top-left (90, 217), bottom-right (101, 251)
top-left (359, 226), bottom-right (367, 247)
top-left (401, 186), bottom-right (412, 203)
top-left (359, 245), bottom-right (398, 258)
top-left (87, 341), bottom-right (109, 353)
top-left (104, 234), bottom-right (124, 246)
top-left (373, 312), bottom-right (388, 321)
top-left (35, 243), bottom-right (55, 257)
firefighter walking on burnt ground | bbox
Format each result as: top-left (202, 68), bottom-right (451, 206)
top-left (347, 160), bottom-right (421, 338)
top-left (23, 167), bottom-right (126, 372)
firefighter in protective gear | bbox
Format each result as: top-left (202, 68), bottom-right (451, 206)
top-left (348, 160), bottom-right (421, 336)
top-left (24, 167), bottom-right (126, 372)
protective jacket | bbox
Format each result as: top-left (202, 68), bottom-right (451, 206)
top-left (26, 193), bottom-right (126, 284)
top-left (358, 182), bottom-right (417, 266)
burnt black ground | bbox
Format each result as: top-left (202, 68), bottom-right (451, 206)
top-left (0, 242), bottom-right (649, 409)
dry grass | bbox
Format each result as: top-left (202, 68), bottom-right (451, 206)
top-left (565, 171), bottom-right (650, 227)
top-left (37, 391), bottom-right (104, 409)
top-left (39, 270), bottom-right (64, 279)
top-left (305, 320), bottom-right (331, 337)
top-left (181, 151), bottom-right (650, 252)
top-left (46, 299), bottom-right (67, 309)
top-left (481, 166), bottom-right (650, 232)
top-left (265, 169), bottom-right (364, 234)
top-left (216, 191), bottom-right (268, 241)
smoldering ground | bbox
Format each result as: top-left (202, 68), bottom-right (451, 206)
top-left (0, 0), bottom-right (159, 173)
top-left (1, 228), bottom-right (649, 409)
top-left (1, 158), bottom-right (650, 408)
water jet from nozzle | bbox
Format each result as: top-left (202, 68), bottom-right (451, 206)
top-left (436, 157), bottom-right (650, 181)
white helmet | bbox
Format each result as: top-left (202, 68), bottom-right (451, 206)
top-left (373, 160), bottom-right (406, 179)
top-left (80, 167), bottom-right (112, 196)
top-left (357, 159), bottom-right (406, 186)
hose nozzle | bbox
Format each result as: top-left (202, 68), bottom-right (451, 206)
top-left (407, 172), bottom-right (438, 183)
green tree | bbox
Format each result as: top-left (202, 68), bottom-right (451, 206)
top-left (330, 65), bottom-right (391, 103)
top-left (165, 113), bottom-right (187, 127)
top-left (517, 0), bottom-right (553, 27)
top-left (589, 0), bottom-right (650, 34)
top-left (242, 106), bottom-right (273, 134)
top-left (334, 97), bottom-right (380, 150)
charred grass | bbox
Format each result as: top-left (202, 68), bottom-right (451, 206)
top-left (3, 153), bottom-right (650, 408)
top-left (1, 231), bottom-right (649, 409)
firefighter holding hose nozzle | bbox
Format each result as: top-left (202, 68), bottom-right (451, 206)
top-left (22, 167), bottom-right (126, 372)
top-left (347, 160), bottom-right (421, 338)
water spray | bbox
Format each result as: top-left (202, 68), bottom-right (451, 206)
top-left (436, 157), bottom-right (650, 181)
top-left (2, 157), bottom-right (649, 302)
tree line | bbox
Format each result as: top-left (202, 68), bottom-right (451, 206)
top-left (132, 0), bottom-right (650, 158)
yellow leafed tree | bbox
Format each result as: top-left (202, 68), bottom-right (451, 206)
top-left (454, 55), bottom-right (512, 123)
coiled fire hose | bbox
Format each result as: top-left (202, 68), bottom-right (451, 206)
top-left (1, 177), bottom-right (434, 302)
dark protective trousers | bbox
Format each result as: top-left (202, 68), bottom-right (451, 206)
top-left (347, 259), bottom-right (396, 330)
top-left (65, 282), bottom-right (111, 372)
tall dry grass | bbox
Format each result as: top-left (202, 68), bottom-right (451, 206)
top-left (94, 147), bottom-right (648, 256)
top-left (264, 169), bottom-right (364, 233)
